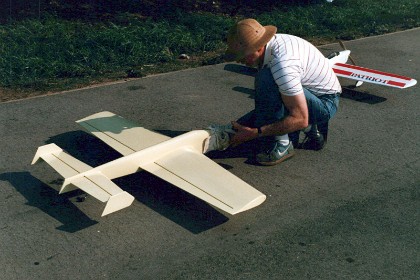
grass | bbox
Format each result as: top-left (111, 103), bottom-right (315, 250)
top-left (0, 0), bottom-right (419, 100)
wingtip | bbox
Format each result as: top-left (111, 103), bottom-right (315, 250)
top-left (407, 79), bottom-right (417, 88)
top-left (76, 111), bottom-right (116, 123)
top-left (230, 194), bottom-right (267, 215)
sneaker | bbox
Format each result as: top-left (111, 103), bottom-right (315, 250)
top-left (256, 141), bottom-right (295, 166)
top-left (203, 124), bottom-right (235, 153)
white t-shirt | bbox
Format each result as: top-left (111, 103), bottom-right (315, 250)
top-left (263, 34), bottom-right (341, 96)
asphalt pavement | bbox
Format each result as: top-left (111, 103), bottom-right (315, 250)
top-left (0, 28), bottom-right (419, 280)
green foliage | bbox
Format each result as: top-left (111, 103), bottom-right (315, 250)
top-left (0, 14), bottom-right (233, 90)
top-left (258, 0), bottom-right (420, 39)
top-left (0, 0), bottom-right (418, 91)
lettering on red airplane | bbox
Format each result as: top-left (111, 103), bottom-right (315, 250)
top-left (350, 73), bottom-right (388, 84)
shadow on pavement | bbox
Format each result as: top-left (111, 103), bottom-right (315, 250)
top-left (341, 87), bottom-right (387, 104)
top-left (232, 86), bottom-right (255, 99)
top-left (116, 172), bottom-right (229, 234)
top-left (207, 140), bottom-right (259, 166)
top-left (0, 172), bottom-right (98, 233)
top-left (224, 64), bottom-right (257, 77)
top-left (46, 130), bottom-right (122, 167)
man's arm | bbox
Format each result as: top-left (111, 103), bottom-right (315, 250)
top-left (230, 92), bottom-right (308, 146)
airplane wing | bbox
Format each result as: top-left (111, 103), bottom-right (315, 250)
top-left (141, 149), bottom-right (266, 215)
top-left (76, 111), bottom-right (170, 156)
top-left (332, 62), bottom-right (417, 89)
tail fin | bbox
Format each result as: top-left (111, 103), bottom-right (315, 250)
top-left (32, 144), bottom-right (135, 216)
top-left (328, 50), bottom-right (350, 65)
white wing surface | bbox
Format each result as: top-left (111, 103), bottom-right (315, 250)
top-left (141, 149), bottom-right (266, 215)
top-left (77, 111), bottom-right (170, 156)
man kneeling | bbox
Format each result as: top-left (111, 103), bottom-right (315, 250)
top-left (205, 18), bottom-right (341, 166)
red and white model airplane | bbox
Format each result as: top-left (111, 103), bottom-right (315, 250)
top-left (328, 50), bottom-right (417, 89)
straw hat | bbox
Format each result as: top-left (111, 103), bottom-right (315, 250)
top-left (225, 19), bottom-right (277, 61)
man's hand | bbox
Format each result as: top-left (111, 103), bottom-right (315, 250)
top-left (230, 121), bottom-right (258, 147)
top-left (229, 92), bottom-right (308, 147)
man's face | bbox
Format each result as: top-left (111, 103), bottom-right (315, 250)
top-left (237, 47), bottom-right (265, 67)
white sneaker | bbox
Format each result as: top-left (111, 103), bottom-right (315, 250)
top-left (203, 124), bottom-right (235, 153)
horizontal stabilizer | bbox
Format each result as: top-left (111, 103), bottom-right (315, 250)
top-left (32, 143), bottom-right (134, 216)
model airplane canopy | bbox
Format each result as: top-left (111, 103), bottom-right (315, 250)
top-left (33, 111), bottom-right (266, 216)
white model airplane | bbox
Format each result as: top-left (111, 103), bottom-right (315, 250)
top-left (328, 50), bottom-right (417, 89)
top-left (32, 111), bottom-right (266, 216)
